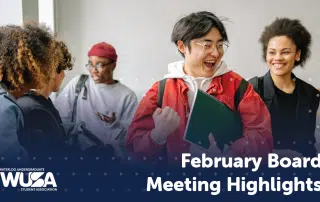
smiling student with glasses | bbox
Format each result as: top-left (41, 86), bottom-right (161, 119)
top-left (194, 40), bottom-right (229, 54)
top-left (126, 11), bottom-right (272, 164)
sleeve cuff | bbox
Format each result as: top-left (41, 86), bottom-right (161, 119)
top-left (149, 131), bottom-right (166, 147)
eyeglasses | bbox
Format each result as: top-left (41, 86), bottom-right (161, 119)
top-left (85, 61), bottom-right (113, 71)
top-left (195, 41), bottom-right (229, 54)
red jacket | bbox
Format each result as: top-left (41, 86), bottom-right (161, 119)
top-left (126, 71), bottom-right (272, 162)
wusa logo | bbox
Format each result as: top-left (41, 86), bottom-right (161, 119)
top-left (0, 172), bottom-right (57, 192)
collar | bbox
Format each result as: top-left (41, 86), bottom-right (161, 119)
top-left (263, 71), bottom-right (300, 98)
top-left (0, 82), bottom-right (16, 101)
top-left (176, 76), bottom-right (224, 95)
top-left (263, 70), bottom-right (310, 106)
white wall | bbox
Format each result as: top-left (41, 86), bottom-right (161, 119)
top-left (0, 0), bottom-right (22, 25)
top-left (56, 0), bottom-right (320, 100)
top-left (38, 0), bottom-right (55, 31)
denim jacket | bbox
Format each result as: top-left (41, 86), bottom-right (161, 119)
top-left (0, 83), bottom-right (29, 165)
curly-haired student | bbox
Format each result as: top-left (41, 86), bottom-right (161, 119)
top-left (249, 18), bottom-right (320, 157)
top-left (16, 40), bottom-right (75, 159)
top-left (0, 22), bottom-right (59, 165)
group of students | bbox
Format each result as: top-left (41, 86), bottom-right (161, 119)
top-left (126, 12), bottom-right (320, 163)
top-left (0, 11), bottom-right (319, 167)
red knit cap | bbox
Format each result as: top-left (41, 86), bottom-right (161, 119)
top-left (88, 42), bottom-right (118, 62)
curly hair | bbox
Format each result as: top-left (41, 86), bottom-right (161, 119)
top-left (0, 22), bottom-right (63, 93)
top-left (55, 40), bottom-right (73, 74)
top-left (259, 18), bottom-right (311, 67)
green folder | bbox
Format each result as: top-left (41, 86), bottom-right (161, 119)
top-left (184, 89), bottom-right (243, 151)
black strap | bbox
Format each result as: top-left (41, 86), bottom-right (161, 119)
top-left (157, 78), bottom-right (168, 108)
top-left (75, 74), bottom-right (89, 99)
top-left (248, 76), bottom-right (260, 93)
top-left (155, 78), bottom-right (168, 165)
top-left (248, 76), bottom-right (264, 97)
top-left (234, 78), bottom-right (249, 110)
top-left (71, 74), bottom-right (89, 122)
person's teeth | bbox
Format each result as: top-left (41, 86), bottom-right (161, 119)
top-left (273, 64), bottom-right (285, 68)
top-left (205, 61), bottom-right (215, 63)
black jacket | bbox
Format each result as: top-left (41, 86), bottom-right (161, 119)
top-left (17, 93), bottom-right (116, 165)
top-left (249, 71), bottom-right (320, 157)
top-left (17, 93), bottom-right (75, 158)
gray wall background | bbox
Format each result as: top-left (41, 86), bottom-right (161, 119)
top-left (22, 0), bottom-right (38, 22)
top-left (4, 0), bottom-right (320, 100)
top-left (0, 0), bottom-right (22, 25)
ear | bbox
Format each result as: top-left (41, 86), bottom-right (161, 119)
top-left (177, 40), bottom-right (187, 55)
top-left (295, 49), bottom-right (301, 61)
top-left (111, 63), bottom-right (116, 71)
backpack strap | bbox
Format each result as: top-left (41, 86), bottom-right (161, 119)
top-left (157, 78), bottom-right (168, 108)
top-left (71, 74), bottom-right (89, 122)
top-left (248, 76), bottom-right (261, 95)
top-left (234, 78), bottom-right (249, 110)
top-left (156, 78), bottom-right (168, 164)
top-left (75, 74), bottom-right (89, 99)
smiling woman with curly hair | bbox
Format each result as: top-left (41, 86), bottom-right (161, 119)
top-left (249, 18), bottom-right (320, 158)
top-left (0, 22), bottom-right (65, 165)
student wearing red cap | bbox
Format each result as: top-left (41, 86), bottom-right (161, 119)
top-left (54, 42), bottom-right (138, 158)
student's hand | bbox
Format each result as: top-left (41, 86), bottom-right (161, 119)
top-left (273, 149), bottom-right (303, 158)
top-left (206, 134), bottom-right (222, 157)
top-left (97, 112), bottom-right (116, 124)
top-left (151, 106), bottom-right (180, 144)
top-left (191, 134), bottom-right (222, 157)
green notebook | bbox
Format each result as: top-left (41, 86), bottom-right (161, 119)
top-left (184, 89), bottom-right (243, 151)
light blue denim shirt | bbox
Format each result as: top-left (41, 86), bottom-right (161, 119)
top-left (0, 82), bottom-right (29, 165)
